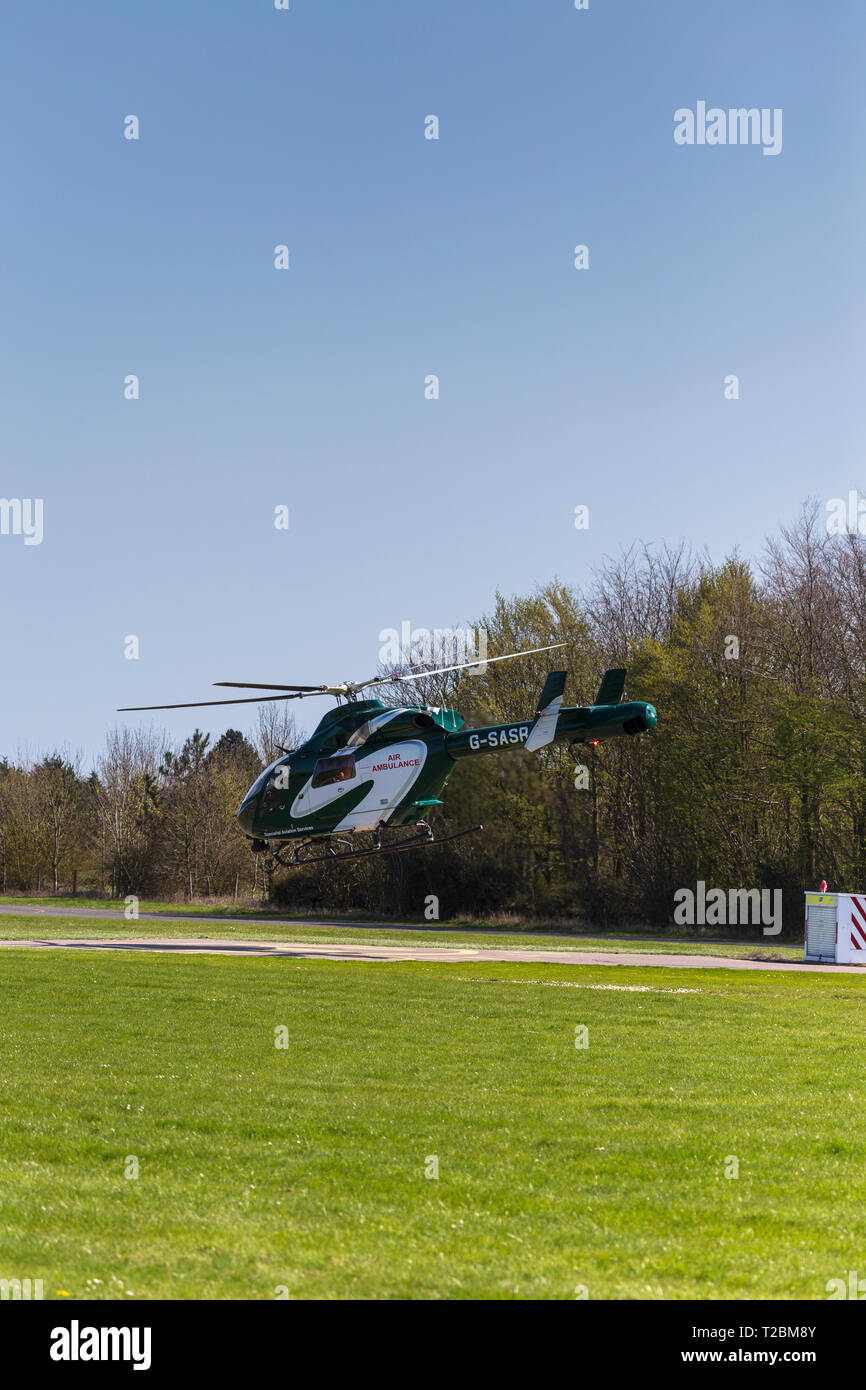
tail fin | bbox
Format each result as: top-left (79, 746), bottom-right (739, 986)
top-left (525, 671), bottom-right (566, 751)
top-left (594, 668), bottom-right (626, 706)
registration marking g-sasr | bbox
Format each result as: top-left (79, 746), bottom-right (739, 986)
top-left (469, 726), bottom-right (529, 751)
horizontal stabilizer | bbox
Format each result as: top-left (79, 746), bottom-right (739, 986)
top-left (594, 668), bottom-right (626, 706)
top-left (525, 671), bottom-right (566, 752)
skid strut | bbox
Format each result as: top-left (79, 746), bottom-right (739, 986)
top-left (271, 822), bottom-right (484, 868)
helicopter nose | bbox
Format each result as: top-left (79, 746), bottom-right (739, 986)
top-left (643, 703), bottom-right (657, 729)
top-left (237, 796), bottom-right (256, 835)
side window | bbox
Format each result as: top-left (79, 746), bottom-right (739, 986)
top-left (311, 752), bottom-right (356, 788)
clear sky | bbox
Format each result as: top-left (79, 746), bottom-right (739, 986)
top-left (2, 0), bottom-right (864, 763)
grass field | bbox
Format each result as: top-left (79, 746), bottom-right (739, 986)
top-left (1, 948), bottom-right (863, 1299)
top-left (0, 895), bottom-right (327, 917)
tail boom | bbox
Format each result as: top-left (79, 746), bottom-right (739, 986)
top-left (446, 700), bottom-right (656, 760)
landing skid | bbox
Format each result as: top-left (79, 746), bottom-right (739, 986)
top-left (271, 821), bottom-right (484, 868)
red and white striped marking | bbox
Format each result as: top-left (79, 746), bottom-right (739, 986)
top-left (850, 896), bottom-right (866, 950)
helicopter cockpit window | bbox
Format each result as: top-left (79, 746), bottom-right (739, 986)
top-left (311, 752), bottom-right (356, 788)
top-left (261, 767), bottom-right (290, 813)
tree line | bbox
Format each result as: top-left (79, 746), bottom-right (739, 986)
top-left (0, 707), bottom-right (296, 901)
top-left (2, 504), bottom-right (863, 934)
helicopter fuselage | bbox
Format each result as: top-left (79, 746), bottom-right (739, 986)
top-left (237, 692), bottom-right (657, 846)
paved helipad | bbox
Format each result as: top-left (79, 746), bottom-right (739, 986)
top-left (0, 935), bottom-right (862, 971)
top-left (1, 905), bottom-right (860, 971)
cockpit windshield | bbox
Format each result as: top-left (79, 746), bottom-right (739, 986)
top-left (242, 756), bottom-right (284, 805)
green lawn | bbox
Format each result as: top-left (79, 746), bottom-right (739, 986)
top-left (0, 894), bottom-right (289, 916)
top-left (0, 949), bottom-right (863, 1298)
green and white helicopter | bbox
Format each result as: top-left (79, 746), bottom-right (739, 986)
top-left (119, 645), bottom-right (657, 866)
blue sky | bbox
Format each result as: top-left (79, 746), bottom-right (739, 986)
top-left (1, 0), bottom-right (864, 762)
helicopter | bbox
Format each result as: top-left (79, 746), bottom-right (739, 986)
top-left (118, 644), bottom-right (658, 867)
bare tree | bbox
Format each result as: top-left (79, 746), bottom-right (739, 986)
top-left (250, 705), bottom-right (304, 766)
top-left (94, 726), bottom-right (168, 896)
top-left (31, 748), bottom-right (85, 894)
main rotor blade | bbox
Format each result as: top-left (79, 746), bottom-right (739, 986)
top-left (212, 682), bottom-right (339, 693)
top-left (117, 692), bottom-right (311, 712)
top-left (354, 641), bottom-right (568, 690)
top-left (118, 642), bottom-right (568, 712)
